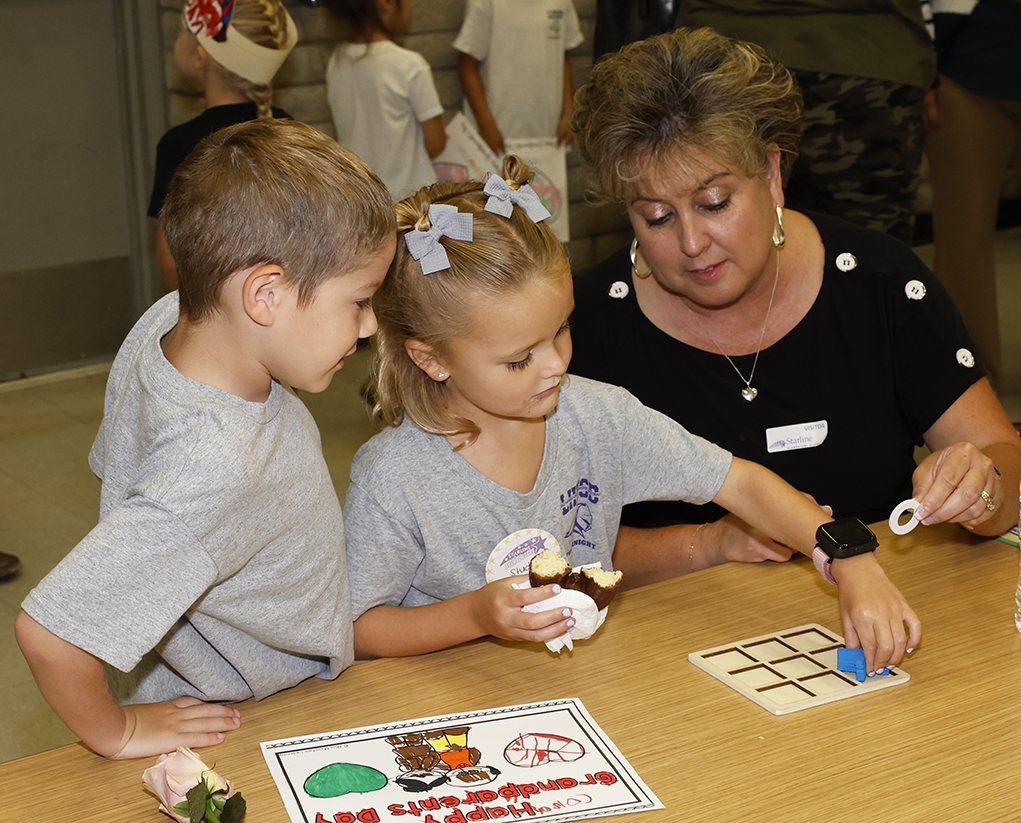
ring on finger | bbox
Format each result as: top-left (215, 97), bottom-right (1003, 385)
top-left (981, 490), bottom-right (996, 512)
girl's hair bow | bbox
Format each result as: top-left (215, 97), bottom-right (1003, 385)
top-left (404, 205), bottom-right (474, 275)
top-left (483, 177), bottom-right (552, 222)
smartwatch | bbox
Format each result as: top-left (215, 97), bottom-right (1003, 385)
top-left (812, 518), bottom-right (879, 585)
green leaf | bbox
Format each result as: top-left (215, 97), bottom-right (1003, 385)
top-left (187, 783), bottom-right (210, 823)
top-left (221, 792), bottom-right (247, 823)
top-left (173, 800), bottom-right (191, 817)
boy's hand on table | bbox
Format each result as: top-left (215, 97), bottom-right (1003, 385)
top-left (470, 576), bottom-right (573, 643)
top-left (832, 553), bottom-right (921, 676)
top-left (109, 697), bottom-right (241, 760)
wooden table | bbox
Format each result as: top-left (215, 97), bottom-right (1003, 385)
top-left (5, 521), bottom-right (1020, 822)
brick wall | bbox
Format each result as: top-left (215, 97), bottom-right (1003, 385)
top-left (155, 0), bottom-right (632, 273)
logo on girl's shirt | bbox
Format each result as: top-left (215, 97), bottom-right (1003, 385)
top-left (562, 479), bottom-right (599, 550)
top-left (570, 503), bottom-right (593, 538)
top-left (561, 478), bottom-right (599, 514)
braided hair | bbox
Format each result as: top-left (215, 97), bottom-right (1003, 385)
top-left (217, 0), bottom-right (292, 117)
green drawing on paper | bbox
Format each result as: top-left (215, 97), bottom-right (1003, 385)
top-left (304, 763), bottom-right (388, 798)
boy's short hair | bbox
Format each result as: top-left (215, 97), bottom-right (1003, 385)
top-left (160, 118), bottom-right (395, 321)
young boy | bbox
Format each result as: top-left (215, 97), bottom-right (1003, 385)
top-left (15, 119), bottom-right (397, 760)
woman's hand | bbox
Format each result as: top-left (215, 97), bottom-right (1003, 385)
top-left (700, 514), bottom-right (795, 566)
top-left (703, 497), bottom-right (831, 566)
top-left (468, 576), bottom-right (574, 643)
top-left (920, 378), bottom-right (1021, 535)
top-left (913, 441), bottom-right (1002, 531)
top-left (831, 553), bottom-right (921, 675)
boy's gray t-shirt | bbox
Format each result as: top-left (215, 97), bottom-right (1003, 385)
top-left (344, 376), bottom-right (732, 617)
top-left (23, 294), bottom-right (353, 703)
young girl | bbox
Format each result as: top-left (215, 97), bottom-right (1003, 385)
top-left (343, 157), bottom-right (921, 675)
top-left (150, 0), bottom-right (297, 287)
top-left (324, 0), bottom-right (446, 200)
top-left (454, 0), bottom-right (583, 155)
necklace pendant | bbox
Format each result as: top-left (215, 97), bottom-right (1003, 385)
top-left (741, 386), bottom-right (758, 402)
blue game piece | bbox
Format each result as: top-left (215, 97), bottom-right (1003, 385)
top-left (837, 647), bottom-right (867, 682)
top-left (837, 647), bottom-right (891, 682)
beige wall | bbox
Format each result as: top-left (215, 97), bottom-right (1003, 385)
top-left (0, 0), bottom-right (632, 381)
top-left (0, 0), bottom-right (137, 381)
top-left (156, 0), bottom-right (632, 274)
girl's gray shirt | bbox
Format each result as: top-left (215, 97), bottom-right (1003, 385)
top-left (344, 376), bottom-right (732, 617)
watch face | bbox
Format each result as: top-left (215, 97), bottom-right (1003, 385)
top-left (817, 518), bottom-right (878, 558)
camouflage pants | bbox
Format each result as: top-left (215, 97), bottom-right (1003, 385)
top-left (785, 71), bottom-right (927, 245)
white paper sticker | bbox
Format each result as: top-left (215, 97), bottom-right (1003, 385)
top-left (766, 420), bottom-right (828, 453)
top-left (485, 529), bottom-right (562, 582)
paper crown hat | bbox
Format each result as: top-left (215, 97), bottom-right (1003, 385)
top-left (183, 0), bottom-right (298, 86)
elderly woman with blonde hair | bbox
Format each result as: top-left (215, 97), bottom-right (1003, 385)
top-left (569, 28), bottom-right (1021, 586)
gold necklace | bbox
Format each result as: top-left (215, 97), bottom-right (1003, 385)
top-left (680, 251), bottom-right (780, 402)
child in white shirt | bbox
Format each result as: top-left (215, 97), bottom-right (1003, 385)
top-left (325, 0), bottom-right (447, 200)
top-left (455, 0), bottom-right (583, 156)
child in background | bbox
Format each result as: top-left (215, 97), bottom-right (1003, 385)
top-left (17, 119), bottom-right (396, 760)
top-left (324, 0), bottom-right (446, 200)
top-left (454, 0), bottom-right (583, 156)
top-left (149, 0), bottom-right (297, 288)
top-left (343, 157), bottom-right (921, 674)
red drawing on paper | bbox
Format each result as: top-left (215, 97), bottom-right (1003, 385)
top-left (504, 733), bottom-right (585, 767)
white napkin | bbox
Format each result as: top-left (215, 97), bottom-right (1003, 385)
top-left (517, 584), bottom-right (608, 652)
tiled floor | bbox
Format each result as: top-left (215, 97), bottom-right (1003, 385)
top-left (2, 225), bottom-right (1020, 764)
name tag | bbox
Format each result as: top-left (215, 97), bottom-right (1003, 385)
top-left (766, 420), bottom-right (828, 453)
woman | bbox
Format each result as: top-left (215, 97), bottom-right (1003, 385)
top-left (569, 28), bottom-right (1021, 586)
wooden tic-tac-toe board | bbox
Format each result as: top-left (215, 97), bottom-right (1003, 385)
top-left (688, 624), bottom-right (909, 715)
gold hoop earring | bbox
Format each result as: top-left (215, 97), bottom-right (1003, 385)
top-left (771, 204), bottom-right (786, 249)
top-left (630, 238), bottom-right (652, 279)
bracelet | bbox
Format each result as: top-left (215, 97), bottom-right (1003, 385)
top-left (689, 523), bottom-right (708, 573)
top-left (813, 547), bottom-right (878, 586)
top-left (812, 546), bottom-right (838, 585)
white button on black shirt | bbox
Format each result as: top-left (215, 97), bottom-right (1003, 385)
top-left (836, 252), bottom-right (857, 272)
